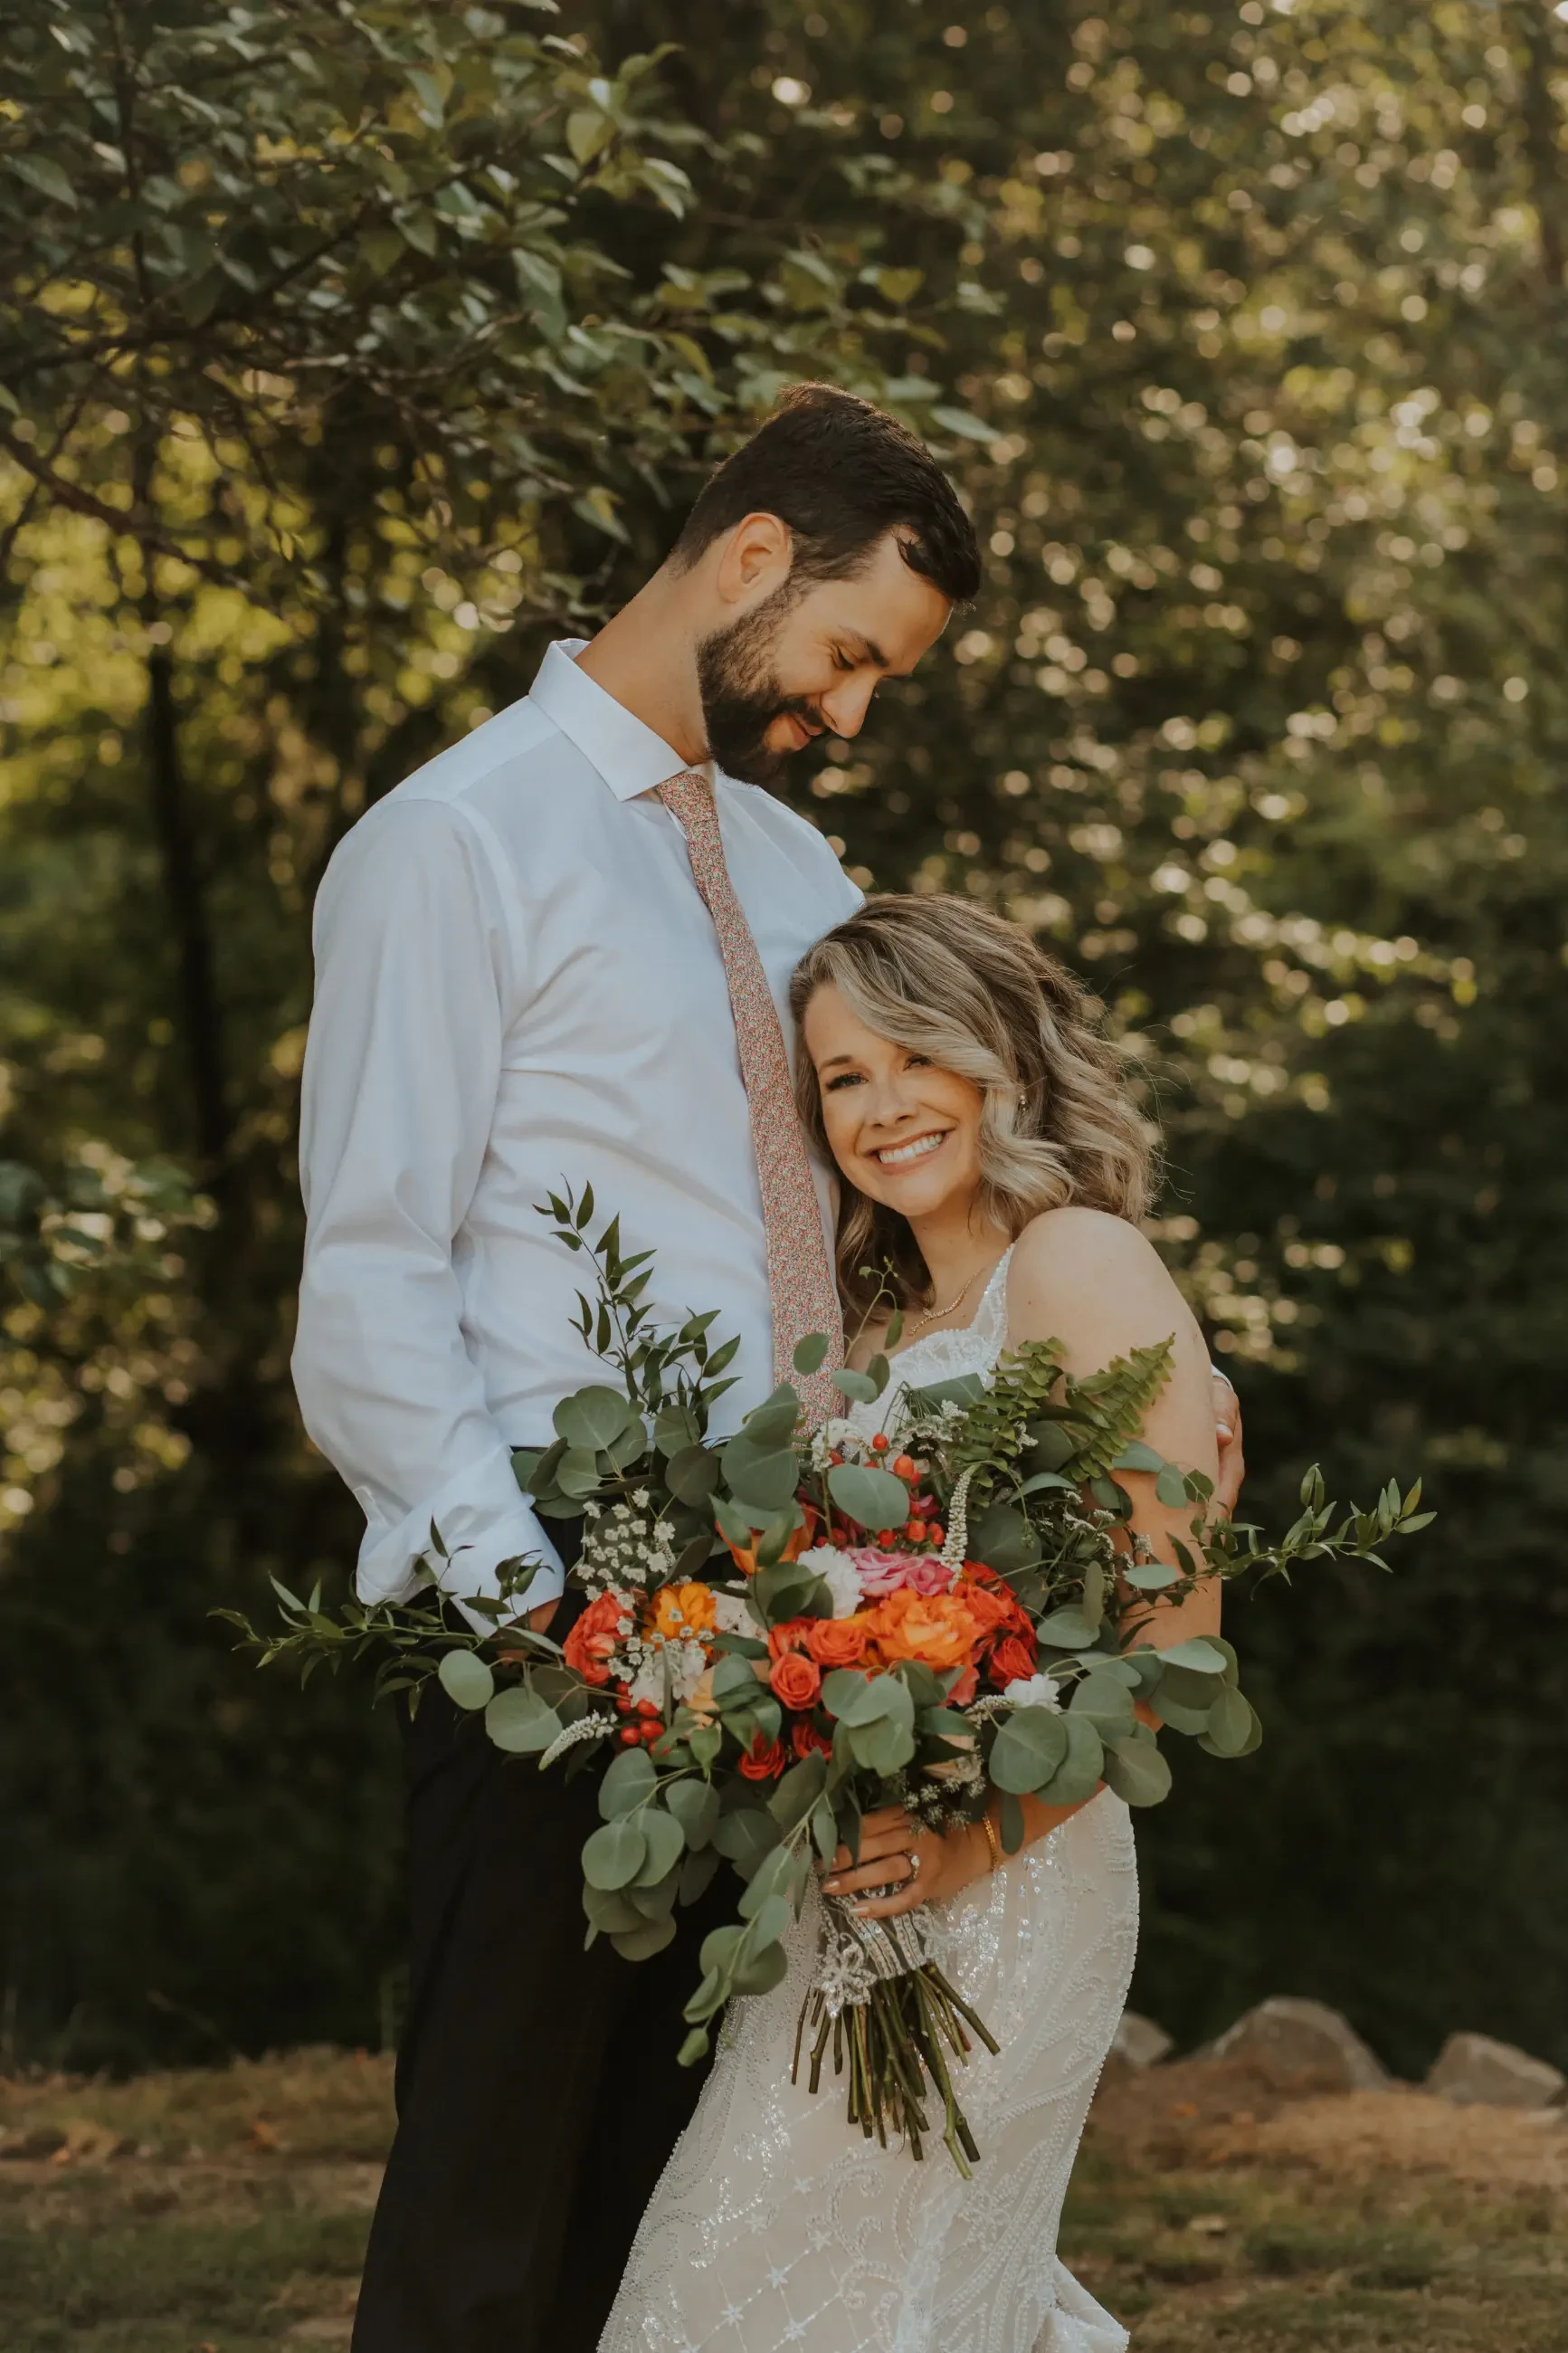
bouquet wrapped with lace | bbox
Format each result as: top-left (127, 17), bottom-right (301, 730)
top-left (228, 1187), bottom-right (1429, 2172)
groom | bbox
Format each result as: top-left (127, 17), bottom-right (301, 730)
top-left (292, 385), bottom-right (1242, 2353)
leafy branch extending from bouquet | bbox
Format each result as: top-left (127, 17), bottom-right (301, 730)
top-left (221, 1184), bottom-right (1432, 2175)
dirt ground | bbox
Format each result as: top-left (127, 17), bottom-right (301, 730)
top-left (2, 2044), bottom-right (1564, 2349)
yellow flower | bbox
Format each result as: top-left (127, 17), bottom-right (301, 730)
top-left (651, 1580), bottom-right (717, 1641)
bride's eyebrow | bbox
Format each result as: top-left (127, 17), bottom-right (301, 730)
top-left (817, 1053), bottom-right (860, 1072)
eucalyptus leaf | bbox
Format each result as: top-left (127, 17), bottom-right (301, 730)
top-left (826, 1462), bottom-right (910, 1531)
top-left (832, 1367), bottom-right (879, 1404)
top-left (720, 1439), bottom-right (800, 1513)
top-left (1199, 1683), bottom-right (1256, 1758)
top-left (1157, 1636), bottom-right (1230, 1675)
top-left (1038, 1713), bottom-right (1105, 1806)
top-left (1155, 1464), bottom-right (1192, 1508)
top-left (483, 1683), bottom-right (561, 1754)
top-left (598, 1743), bottom-right (657, 1819)
top-left (1111, 1439), bottom-right (1166, 1473)
top-left (792, 1331), bottom-right (829, 1376)
top-left (555, 1446), bottom-right (605, 1500)
top-left (611, 1914), bottom-right (678, 1961)
top-left (663, 1779), bottom-right (720, 1848)
top-left (582, 1817), bottom-right (647, 1891)
top-left (989, 1703), bottom-right (1069, 1793)
top-left (554, 1384), bottom-right (636, 1452)
top-left (437, 1650), bottom-right (495, 1712)
top-left (666, 1443), bottom-right (719, 1506)
top-left (1102, 1733), bottom-right (1174, 1806)
top-left (634, 1809), bottom-right (687, 1884)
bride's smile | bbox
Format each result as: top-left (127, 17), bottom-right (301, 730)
top-left (801, 981), bottom-right (988, 1224)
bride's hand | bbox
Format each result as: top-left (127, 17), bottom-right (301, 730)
top-left (821, 1804), bottom-right (991, 1920)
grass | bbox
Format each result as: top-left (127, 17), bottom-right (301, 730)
top-left (3, 2043), bottom-right (1565, 2348)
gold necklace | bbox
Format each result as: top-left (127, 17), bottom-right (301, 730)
top-left (907, 1261), bottom-right (990, 1339)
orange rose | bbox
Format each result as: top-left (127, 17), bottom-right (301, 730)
top-left (792, 1717), bottom-right (832, 1761)
top-left (770, 1651), bottom-right (822, 1710)
top-left (989, 1631), bottom-right (1039, 1688)
top-left (805, 1615), bottom-right (873, 1669)
top-left (947, 1662), bottom-right (979, 1707)
top-left (562, 1592), bottom-right (626, 1687)
top-left (650, 1580), bottom-right (718, 1641)
top-left (738, 1731), bottom-right (787, 1779)
top-left (869, 1586), bottom-right (984, 1672)
top-left (767, 1617), bottom-right (814, 1662)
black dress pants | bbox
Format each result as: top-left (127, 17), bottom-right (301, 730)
top-left (352, 1548), bottom-right (725, 2353)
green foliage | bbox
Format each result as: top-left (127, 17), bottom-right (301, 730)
top-left (4, 0), bottom-right (1567, 2081)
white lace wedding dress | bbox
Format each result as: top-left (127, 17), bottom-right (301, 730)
top-left (600, 1253), bottom-right (1136, 2353)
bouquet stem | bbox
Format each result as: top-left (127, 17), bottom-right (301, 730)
top-left (793, 1898), bottom-right (1000, 2175)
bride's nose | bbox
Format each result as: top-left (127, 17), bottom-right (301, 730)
top-left (861, 1068), bottom-right (921, 1131)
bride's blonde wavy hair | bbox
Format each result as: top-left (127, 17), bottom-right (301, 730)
top-left (789, 896), bottom-right (1155, 1324)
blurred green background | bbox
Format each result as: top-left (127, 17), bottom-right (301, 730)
top-left (3, 0), bottom-right (1564, 2081)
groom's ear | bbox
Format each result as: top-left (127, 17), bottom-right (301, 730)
top-left (713, 511), bottom-right (795, 610)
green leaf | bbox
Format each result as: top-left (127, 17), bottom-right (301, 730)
top-left (832, 1367), bottom-right (879, 1404)
top-left (1155, 1465), bottom-right (1191, 1508)
top-left (438, 1651), bottom-right (495, 1711)
top-left (999, 1792), bottom-right (1026, 1853)
top-left (678, 1847), bottom-right (720, 1906)
top-left (598, 1743), bottom-right (657, 1819)
top-left (931, 405), bottom-right (999, 443)
top-left (678, 2027), bottom-right (710, 2067)
top-left (1157, 1637), bottom-right (1230, 1675)
top-left (1038, 1713), bottom-right (1105, 1805)
top-left (583, 1884), bottom-right (647, 1935)
top-left (1069, 1668), bottom-right (1136, 1740)
top-left (1199, 1684), bottom-right (1256, 1758)
top-left (1035, 1605), bottom-right (1100, 1649)
top-left (989, 1703), bottom-right (1069, 1794)
top-left (663, 1779), bottom-right (720, 1848)
top-left (1102, 1733), bottom-right (1174, 1806)
top-left (12, 152), bottom-right (78, 209)
top-left (741, 1385), bottom-right (804, 1448)
top-left (634, 1808), bottom-right (686, 1884)
top-left (732, 1934), bottom-right (791, 1997)
top-left (654, 1404), bottom-right (700, 1456)
top-left (484, 1683), bottom-right (561, 1754)
top-left (720, 1439), bottom-right (800, 1513)
top-left (767, 1749), bottom-right (827, 1833)
top-left (555, 1446), bottom-right (605, 1500)
top-left (666, 1443), bottom-right (719, 1506)
top-left (793, 1332), bottom-right (830, 1375)
top-left (582, 1817), bottom-right (647, 1891)
top-left (555, 1386), bottom-right (637, 1452)
top-left (1111, 1439), bottom-right (1165, 1472)
top-left (827, 1462), bottom-right (911, 1531)
top-left (1124, 1562), bottom-right (1181, 1590)
top-left (566, 107), bottom-right (615, 164)
top-left (966, 1500), bottom-right (1041, 1571)
top-left (611, 1914), bottom-right (678, 1960)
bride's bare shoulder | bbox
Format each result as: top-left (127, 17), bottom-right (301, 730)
top-left (1006, 1206), bottom-right (1201, 1365)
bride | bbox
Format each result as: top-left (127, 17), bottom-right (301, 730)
top-left (601, 894), bottom-right (1223, 2353)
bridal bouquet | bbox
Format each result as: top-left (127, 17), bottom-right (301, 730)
top-left (227, 1186), bottom-right (1429, 2172)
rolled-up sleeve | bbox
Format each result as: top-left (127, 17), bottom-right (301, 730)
top-left (291, 798), bottom-right (565, 1612)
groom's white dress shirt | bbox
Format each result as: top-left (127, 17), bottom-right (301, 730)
top-left (291, 640), bottom-right (860, 1613)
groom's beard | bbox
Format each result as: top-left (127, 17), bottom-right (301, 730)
top-left (695, 591), bottom-right (821, 787)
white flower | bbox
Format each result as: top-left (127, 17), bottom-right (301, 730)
top-left (1003, 1672), bottom-right (1064, 1713)
top-left (796, 1544), bottom-right (863, 1619)
top-left (709, 1589), bottom-right (756, 1636)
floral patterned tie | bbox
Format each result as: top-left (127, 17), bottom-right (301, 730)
top-left (658, 767), bottom-right (843, 1424)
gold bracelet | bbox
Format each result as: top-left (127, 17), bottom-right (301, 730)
top-left (982, 1810), bottom-right (1003, 1872)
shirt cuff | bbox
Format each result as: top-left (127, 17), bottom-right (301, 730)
top-left (355, 1443), bottom-right (567, 1620)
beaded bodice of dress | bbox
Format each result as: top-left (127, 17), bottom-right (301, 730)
top-left (845, 1245), bottom-right (1014, 1442)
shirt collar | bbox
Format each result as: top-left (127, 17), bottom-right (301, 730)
top-left (529, 637), bottom-right (709, 803)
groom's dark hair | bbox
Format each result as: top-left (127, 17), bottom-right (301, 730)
top-left (670, 383), bottom-right (981, 605)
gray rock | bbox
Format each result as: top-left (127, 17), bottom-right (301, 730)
top-left (1111, 2010), bottom-right (1174, 2068)
top-left (1202, 1996), bottom-right (1389, 2091)
top-left (1425, 2032), bottom-right (1566, 2109)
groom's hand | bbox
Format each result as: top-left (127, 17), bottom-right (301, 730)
top-left (1212, 1369), bottom-right (1244, 1519)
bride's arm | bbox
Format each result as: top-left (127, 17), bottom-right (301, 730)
top-left (830, 1207), bottom-right (1220, 1920)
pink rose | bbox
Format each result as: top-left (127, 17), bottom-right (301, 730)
top-left (848, 1546), bottom-right (955, 1600)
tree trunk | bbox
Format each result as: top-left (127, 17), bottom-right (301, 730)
top-left (143, 644), bottom-right (230, 1176)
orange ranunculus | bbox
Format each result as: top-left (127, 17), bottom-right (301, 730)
top-left (792, 1716), bottom-right (833, 1761)
top-left (947, 1662), bottom-right (979, 1707)
top-left (562, 1592), bottom-right (626, 1687)
top-left (805, 1614), bottom-right (874, 1669)
top-left (739, 1730), bottom-right (787, 1779)
top-left (989, 1631), bottom-right (1039, 1689)
top-left (767, 1617), bottom-right (814, 1662)
top-left (868, 1586), bottom-right (985, 1673)
top-left (770, 1651), bottom-right (822, 1710)
top-left (955, 1579), bottom-right (1013, 1640)
top-left (650, 1580), bottom-right (718, 1642)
